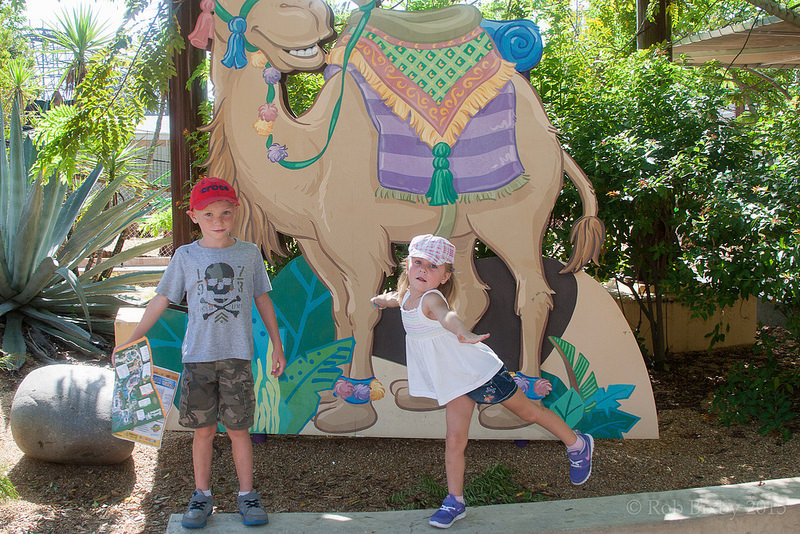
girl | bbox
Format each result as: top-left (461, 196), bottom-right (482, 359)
top-left (372, 234), bottom-right (593, 529)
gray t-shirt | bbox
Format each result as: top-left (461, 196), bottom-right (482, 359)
top-left (155, 239), bottom-right (272, 363)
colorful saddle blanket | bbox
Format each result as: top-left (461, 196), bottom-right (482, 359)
top-left (328, 21), bottom-right (517, 149)
top-left (325, 64), bottom-right (526, 201)
top-left (327, 12), bottom-right (526, 202)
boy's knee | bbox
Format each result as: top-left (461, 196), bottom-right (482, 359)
top-left (193, 425), bottom-right (216, 440)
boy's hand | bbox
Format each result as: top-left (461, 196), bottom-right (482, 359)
top-left (457, 332), bottom-right (490, 344)
top-left (110, 340), bottom-right (131, 365)
top-left (271, 347), bottom-right (287, 377)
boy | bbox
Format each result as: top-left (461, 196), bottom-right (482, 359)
top-left (115, 176), bottom-right (287, 528)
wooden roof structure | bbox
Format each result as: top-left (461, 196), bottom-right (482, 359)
top-left (672, 15), bottom-right (800, 68)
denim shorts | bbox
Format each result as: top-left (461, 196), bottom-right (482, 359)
top-left (466, 366), bottom-right (518, 405)
top-left (179, 359), bottom-right (255, 430)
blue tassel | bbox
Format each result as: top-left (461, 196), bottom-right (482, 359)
top-left (221, 17), bottom-right (249, 69)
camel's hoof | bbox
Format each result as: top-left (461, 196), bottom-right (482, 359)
top-left (313, 399), bottom-right (377, 434)
top-left (318, 389), bottom-right (336, 405)
top-left (389, 380), bottom-right (443, 412)
top-left (477, 403), bottom-right (531, 430)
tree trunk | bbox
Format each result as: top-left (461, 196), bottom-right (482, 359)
top-left (168, 0), bottom-right (205, 251)
top-left (637, 0), bottom-right (672, 52)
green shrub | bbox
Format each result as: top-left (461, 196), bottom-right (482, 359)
top-left (711, 337), bottom-right (800, 440)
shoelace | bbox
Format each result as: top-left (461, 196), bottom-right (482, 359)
top-left (242, 498), bottom-right (262, 509)
top-left (188, 499), bottom-right (209, 511)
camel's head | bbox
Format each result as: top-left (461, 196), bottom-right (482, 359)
top-left (213, 0), bottom-right (336, 73)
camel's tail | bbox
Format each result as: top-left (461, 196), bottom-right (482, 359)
top-left (560, 151), bottom-right (605, 274)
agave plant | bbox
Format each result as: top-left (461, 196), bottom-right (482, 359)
top-left (0, 97), bottom-right (169, 369)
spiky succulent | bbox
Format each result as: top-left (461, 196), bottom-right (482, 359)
top-left (0, 97), bottom-right (168, 369)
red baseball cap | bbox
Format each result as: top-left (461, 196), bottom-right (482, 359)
top-left (189, 177), bottom-right (239, 210)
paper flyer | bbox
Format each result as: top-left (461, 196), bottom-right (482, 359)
top-left (113, 365), bottom-right (179, 448)
top-left (111, 337), bottom-right (166, 435)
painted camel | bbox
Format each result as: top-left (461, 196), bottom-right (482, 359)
top-left (193, 0), bottom-right (604, 433)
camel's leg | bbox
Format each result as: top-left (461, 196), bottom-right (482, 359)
top-left (467, 185), bottom-right (559, 430)
top-left (304, 234), bottom-right (393, 433)
top-left (470, 196), bottom-right (556, 374)
top-left (449, 235), bottom-right (489, 330)
top-left (294, 239), bottom-right (351, 406)
top-left (297, 238), bottom-right (353, 340)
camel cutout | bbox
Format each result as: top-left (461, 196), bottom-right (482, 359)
top-left (193, 0), bottom-right (605, 433)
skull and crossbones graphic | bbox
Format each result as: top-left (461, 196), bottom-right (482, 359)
top-left (201, 263), bottom-right (242, 322)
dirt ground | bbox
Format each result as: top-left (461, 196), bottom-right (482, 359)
top-left (1, 327), bottom-right (799, 533)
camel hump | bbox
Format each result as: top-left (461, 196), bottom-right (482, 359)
top-left (346, 5), bottom-right (482, 43)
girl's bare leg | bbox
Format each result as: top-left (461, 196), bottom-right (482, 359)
top-left (444, 395), bottom-right (476, 496)
top-left (501, 390), bottom-right (578, 446)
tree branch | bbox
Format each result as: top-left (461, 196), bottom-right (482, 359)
top-left (744, 0), bottom-right (800, 27)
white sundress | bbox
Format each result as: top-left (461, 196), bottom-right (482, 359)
top-left (401, 289), bottom-right (503, 406)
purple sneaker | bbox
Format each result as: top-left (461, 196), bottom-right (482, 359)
top-left (568, 433), bottom-right (594, 485)
top-left (429, 494), bottom-right (466, 528)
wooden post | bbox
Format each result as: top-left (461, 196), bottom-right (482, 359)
top-left (168, 0), bottom-right (205, 250)
top-left (636, 0), bottom-right (672, 52)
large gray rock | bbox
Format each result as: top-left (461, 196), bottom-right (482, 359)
top-left (10, 364), bottom-right (134, 464)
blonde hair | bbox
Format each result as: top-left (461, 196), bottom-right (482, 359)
top-left (397, 256), bottom-right (458, 302)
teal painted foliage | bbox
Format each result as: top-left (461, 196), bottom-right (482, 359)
top-left (144, 307), bottom-right (187, 374)
top-left (268, 256), bottom-right (335, 361)
top-left (542, 337), bottom-right (640, 438)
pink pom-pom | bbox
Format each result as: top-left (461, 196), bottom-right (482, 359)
top-left (333, 379), bottom-right (354, 399)
top-left (188, 0), bottom-right (215, 49)
top-left (532, 378), bottom-right (552, 397)
top-left (258, 103), bottom-right (278, 122)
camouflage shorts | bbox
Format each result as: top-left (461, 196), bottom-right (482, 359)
top-left (179, 359), bottom-right (255, 431)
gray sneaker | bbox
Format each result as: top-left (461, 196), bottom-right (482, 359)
top-left (182, 490), bottom-right (213, 528)
top-left (238, 490), bottom-right (269, 526)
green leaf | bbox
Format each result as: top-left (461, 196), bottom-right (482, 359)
top-left (31, 321), bottom-right (100, 354)
top-left (54, 266), bottom-right (92, 334)
top-left (548, 388), bottom-right (586, 428)
top-left (79, 236), bottom-right (170, 280)
top-left (0, 300), bottom-right (19, 318)
top-left (35, 171), bottom-right (69, 259)
top-left (11, 178), bottom-right (44, 289)
top-left (277, 338), bottom-right (354, 434)
top-left (1, 312), bottom-right (27, 370)
top-left (19, 305), bottom-right (91, 341)
top-left (13, 257), bottom-right (58, 305)
top-left (50, 163), bottom-right (102, 249)
top-left (4, 98), bottom-right (28, 255)
top-left (0, 231), bottom-right (17, 299)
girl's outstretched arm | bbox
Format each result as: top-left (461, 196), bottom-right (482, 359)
top-left (423, 292), bottom-right (490, 344)
top-left (371, 291), bottom-right (400, 309)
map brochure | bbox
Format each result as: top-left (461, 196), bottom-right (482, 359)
top-left (113, 366), bottom-right (180, 448)
top-left (111, 337), bottom-right (165, 434)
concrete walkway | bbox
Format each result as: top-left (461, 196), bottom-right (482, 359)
top-left (166, 476), bottom-right (800, 533)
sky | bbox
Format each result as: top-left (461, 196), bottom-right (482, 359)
top-left (26, 0), bottom-right (146, 30)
